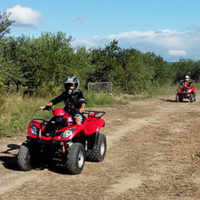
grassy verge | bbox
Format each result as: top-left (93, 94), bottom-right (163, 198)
top-left (0, 84), bottom-right (183, 138)
top-left (85, 92), bottom-right (118, 107)
top-left (193, 82), bottom-right (200, 90)
top-left (0, 92), bottom-right (120, 137)
top-left (122, 84), bottom-right (177, 101)
top-left (0, 95), bottom-right (50, 137)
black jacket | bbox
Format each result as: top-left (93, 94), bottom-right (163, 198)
top-left (51, 89), bottom-right (86, 115)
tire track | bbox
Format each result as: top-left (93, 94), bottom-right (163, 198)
top-left (106, 102), bottom-right (188, 150)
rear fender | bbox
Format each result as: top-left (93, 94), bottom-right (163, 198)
top-left (84, 117), bottom-right (105, 135)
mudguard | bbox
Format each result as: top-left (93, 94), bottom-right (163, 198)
top-left (84, 116), bottom-right (105, 135)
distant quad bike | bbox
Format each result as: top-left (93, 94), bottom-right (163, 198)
top-left (17, 107), bottom-right (106, 175)
top-left (176, 86), bottom-right (196, 103)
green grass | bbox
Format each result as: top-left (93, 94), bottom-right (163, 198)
top-left (0, 92), bottom-right (119, 137)
top-left (193, 82), bottom-right (200, 90)
top-left (0, 95), bottom-right (51, 137)
top-left (123, 84), bottom-right (177, 101)
top-left (85, 92), bottom-right (116, 107)
top-left (0, 85), bottom-right (180, 137)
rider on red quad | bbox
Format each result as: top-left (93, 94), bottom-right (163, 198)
top-left (40, 75), bottom-right (86, 125)
top-left (179, 75), bottom-right (192, 88)
top-left (179, 75), bottom-right (196, 100)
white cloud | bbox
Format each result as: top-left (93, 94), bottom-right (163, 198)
top-left (72, 29), bottom-right (200, 61)
top-left (7, 5), bottom-right (41, 27)
top-left (169, 49), bottom-right (186, 56)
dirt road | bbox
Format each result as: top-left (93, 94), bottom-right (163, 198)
top-left (0, 95), bottom-right (200, 200)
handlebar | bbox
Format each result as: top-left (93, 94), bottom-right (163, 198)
top-left (41, 107), bottom-right (106, 118)
top-left (43, 106), bottom-right (53, 111)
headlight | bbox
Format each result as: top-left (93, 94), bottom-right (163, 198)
top-left (61, 128), bottom-right (75, 138)
top-left (187, 89), bottom-right (191, 93)
top-left (30, 124), bottom-right (37, 136)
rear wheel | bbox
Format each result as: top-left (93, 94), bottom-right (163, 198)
top-left (86, 134), bottom-right (107, 162)
top-left (17, 143), bottom-right (32, 171)
top-left (66, 143), bottom-right (85, 175)
top-left (176, 94), bottom-right (179, 102)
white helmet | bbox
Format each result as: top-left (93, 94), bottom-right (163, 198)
top-left (185, 75), bottom-right (190, 81)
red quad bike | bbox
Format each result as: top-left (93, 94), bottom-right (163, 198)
top-left (176, 86), bottom-right (196, 103)
top-left (17, 106), bottom-right (106, 174)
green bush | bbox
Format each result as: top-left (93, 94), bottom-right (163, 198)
top-left (0, 94), bottom-right (52, 137)
top-left (0, 70), bottom-right (6, 107)
top-left (0, 92), bottom-right (117, 137)
top-left (84, 91), bottom-right (116, 107)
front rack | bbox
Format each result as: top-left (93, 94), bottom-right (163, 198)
top-left (84, 110), bottom-right (106, 118)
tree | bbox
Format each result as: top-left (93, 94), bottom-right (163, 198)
top-left (71, 46), bottom-right (94, 88)
top-left (171, 59), bottom-right (195, 83)
top-left (0, 11), bottom-right (14, 101)
top-left (14, 32), bottom-right (74, 95)
top-left (0, 12), bottom-right (14, 39)
top-left (0, 37), bottom-right (26, 92)
top-left (89, 40), bottom-right (123, 83)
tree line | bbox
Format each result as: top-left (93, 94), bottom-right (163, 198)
top-left (0, 12), bottom-right (200, 103)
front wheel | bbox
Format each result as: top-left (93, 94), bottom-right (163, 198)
top-left (190, 93), bottom-right (195, 102)
top-left (86, 134), bottom-right (107, 162)
top-left (66, 143), bottom-right (85, 175)
top-left (17, 143), bottom-right (32, 171)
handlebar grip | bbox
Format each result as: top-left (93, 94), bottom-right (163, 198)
top-left (44, 106), bottom-right (52, 111)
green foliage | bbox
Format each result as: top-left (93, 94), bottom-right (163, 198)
top-left (0, 93), bottom-right (117, 137)
top-left (124, 84), bottom-right (177, 101)
top-left (14, 32), bottom-right (74, 94)
top-left (88, 40), bottom-right (124, 85)
top-left (0, 30), bottom-right (200, 100)
top-left (0, 57), bottom-right (6, 106)
top-left (122, 52), bottom-right (153, 94)
top-left (2, 27), bottom-right (200, 138)
top-left (0, 77), bottom-right (5, 106)
top-left (171, 59), bottom-right (195, 83)
top-left (0, 95), bottom-right (52, 137)
top-left (71, 47), bottom-right (94, 87)
top-left (0, 11), bottom-right (14, 39)
top-left (84, 91), bottom-right (116, 107)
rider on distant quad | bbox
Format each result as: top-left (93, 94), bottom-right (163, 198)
top-left (40, 75), bottom-right (86, 125)
top-left (179, 75), bottom-right (194, 88)
top-left (179, 75), bottom-right (196, 100)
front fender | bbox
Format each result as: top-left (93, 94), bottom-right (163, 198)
top-left (191, 87), bottom-right (196, 92)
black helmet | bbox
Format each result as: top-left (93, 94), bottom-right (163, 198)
top-left (64, 75), bottom-right (79, 94)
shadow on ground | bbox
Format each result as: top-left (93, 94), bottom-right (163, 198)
top-left (0, 144), bottom-right (20, 170)
top-left (160, 99), bottom-right (189, 103)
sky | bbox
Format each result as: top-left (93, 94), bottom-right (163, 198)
top-left (1, 0), bottom-right (200, 62)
